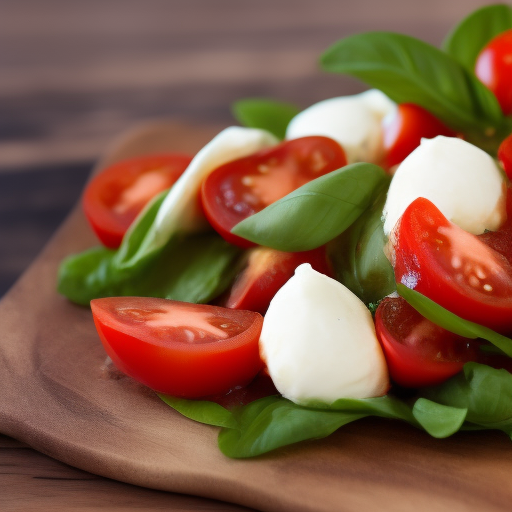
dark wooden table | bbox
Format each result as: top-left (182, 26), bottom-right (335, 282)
top-left (0, 0), bottom-right (503, 510)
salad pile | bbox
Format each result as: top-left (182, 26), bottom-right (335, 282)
top-left (59, 4), bottom-right (512, 458)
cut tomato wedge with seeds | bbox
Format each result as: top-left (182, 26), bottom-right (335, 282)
top-left (201, 136), bottom-right (347, 247)
top-left (91, 297), bottom-right (264, 398)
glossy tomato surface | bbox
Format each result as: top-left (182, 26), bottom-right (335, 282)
top-left (475, 29), bottom-right (512, 115)
top-left (381, 103), bottom-right (455, 170)
top-left (201, 136), bottom-right (347, 247)
top-left (498, 134), bottom-right (512, 181)
top-left (392, 197), bottom-right (512, 334)
top-left (375, 297), bottom-right (480, 388)
top-left (219, 246), bottom-right (332, 315)
top-left (83, 153), bottom-right (192, 248)
top-left (91, 297), bottom-right (264, 398)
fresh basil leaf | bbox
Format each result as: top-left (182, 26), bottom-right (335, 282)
top-left (58, 233), bottom-right (242, 305)
top-left (57, 246), bottom-right (118, 306)
top-left (412, 398), bottom-right (467, 438)
top-left (232, 98), bottom-right (300, 140)
top-left (231, 163), bottom-right (387, 252)
top-left (327, 182), bottom-right (395, 305)
top-left (397, 284), bottom-right (512, 358)
top-left (422, 363), bottom-right (512, 428)
top-left (218, 397), bottom-right (368, 458)
top-left (443, 4), bottom-right (512, 71)
top-left (113, 189), bottom-right (168, 270)
top-left (320, 32), bottom-right (503, 133)
top-left (158, 394), bottom-right (237, 429)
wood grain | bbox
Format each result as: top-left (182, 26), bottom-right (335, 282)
top-left (0, 0), bottom-right (501, 169)
top-left (2, 121), bottom-right (512, 512)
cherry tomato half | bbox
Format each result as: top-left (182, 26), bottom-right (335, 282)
top-left (83, 153), bottom-right (192, 248)
top-left (392, 197), bottom-right (512, 334)
top-left (200, 136), bottom-right (347, 247)
top-left (375, 297), bottom-right (480, 388)
top-left (91, 297), bottom-right (264, 398)
top-left (218, 246), bottom-right (333, 315)
top-left (475, 29), bottom-right (512, 115)
top-left (498, 134), bottom-right (512, 181)
top-left (381, 103), bottom-right (455, 170)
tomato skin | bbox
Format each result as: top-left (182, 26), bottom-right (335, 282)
top-left (475, 29), bottom-right (512, 115)
top-left (498, 134), bottom-right (512, 181)
top-left (477, 186), bottom-right (512, 265)
top-left (392, 197), bottom-right (512, 334)
top-left (382, 103), bottom-right (455, 170)
top-left (375, 297), bottom-right (480, 388)
top-left (201, 136), bottom-right (347, 247)
top-left (91, 297), bottom-right (264, 398)
top-left (83, 153), bottom-right (192, 248)
top-left (218, 246), bottom-right (333, 315)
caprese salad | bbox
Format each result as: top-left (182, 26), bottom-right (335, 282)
top-left (58, 4), bottom-right (512, 458)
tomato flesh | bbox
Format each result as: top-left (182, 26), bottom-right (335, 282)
top-left (91, 297), bottom-right (264, 398)
top-left (475, 29), bottom-right (512, 115)
top-left (392, 197), bottom-right (512, 333)
top-left (375, 297), bottom-right (480, 388)
top-left (218, 246), bottom-right (333, 315)
top-left (83, 153), bottom-right (192, 248)
top-left (201, 136), bottom-right (347, 247)
top-left (382, 103), bottom-right (455, 170)
top-left (498, 134), bottom-right (512, 181)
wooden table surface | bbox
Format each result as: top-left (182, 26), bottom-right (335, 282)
top-left (0, 0), bottom-right (505, 510)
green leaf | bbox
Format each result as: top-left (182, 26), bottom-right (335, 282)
top-left (422, 363), bottom-right (512, 429)
top-left (443, 4), bottom-right (512, 71)
top-left (58, 233), bottom-right (242, 306)
top-left (113, 189), bottom-right (168, 270)
top-left (231, 163), bottom-right (387, 252)
top-left (232, 98), bottom-right (300, 140)
top-left (412, 398), bottom-right (467, 438)
top-left (218, 397), bottom-right (368, 458)
top-left (397, 284), bottom-right (512, 358)
top-left (327, 182), bottom-right (395, 305)
top-left (321, 32), bottom-right (503, 133)
top-left (57, 246), bottom-right (118, 305)
top-left (158, 394), bottom-right (237, 429)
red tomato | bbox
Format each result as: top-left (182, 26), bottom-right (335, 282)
top-left (200, 136), bottom-right (347, 247)
top-left (475, 29), bottom-right (512, 115)
top-left (91, 297), bottom-right (264, 398)
top-left (381, 103), bottom-right (455, 170)
top-left (392, 197), bottom-right (512, 334)
top-left (477, 186), bottom-right (512, 265)
top-left (218, 246), bottom-right (333, 315)
top-left (498, 133), bottom-right (512, 181)
top-left (83, 153), bottom-right (192, 248)
top-left (375, 297), bottom-right (480, 388)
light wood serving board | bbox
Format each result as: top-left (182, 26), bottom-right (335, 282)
top-left (2, 121), bottom-right (512, 512)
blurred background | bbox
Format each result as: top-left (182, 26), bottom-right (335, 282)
top-left (0, 0), bottom-right (501, 295)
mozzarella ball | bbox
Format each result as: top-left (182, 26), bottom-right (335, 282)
top-left (285, 91), bottom-right (396, 164)
top-left (383, 136), bottom-right (506, 236)
top-left (259, 264), bottom-right (389, 405)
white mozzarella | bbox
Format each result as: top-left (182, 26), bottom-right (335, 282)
top-left (383, 136), bottom-right (506, 236)
top-left (285, 90), bottom-right (396, 164)
top-left (259, 264), bottom-right (390, 405)
top-left (135, 127), bottom-right (278, 256)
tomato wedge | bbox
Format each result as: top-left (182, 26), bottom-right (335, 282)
top-left (475, 29), bottom-right (512, 115)
top-left (83, 153), bottom-right (192, 248)
top-left (218, 246), bottom-right (332, 315)
top-left (498, 134), bottom-right (512, 181)
top-left (375, 297), bottom-right (480, 388)
top-left (382, 103), bottom-right (455, 170)
top-left (91, 297), bottom-right (264, 398)
top-left (392, 197), bottom-right (512, 333)
top-left (200, 136), bottom-right (347, 247)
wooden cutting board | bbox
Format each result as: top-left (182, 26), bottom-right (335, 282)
top-left (1, 121), bottom-right (512, 512)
